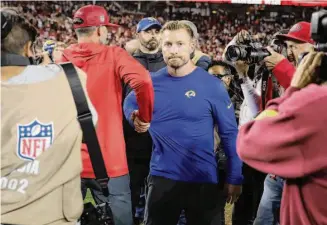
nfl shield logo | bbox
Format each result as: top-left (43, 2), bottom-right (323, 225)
top-left (17, 119), bottom-right (54, 161)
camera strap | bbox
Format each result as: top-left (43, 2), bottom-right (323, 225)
top-left (61, 63), bottom-right (109, 197)
top-left (261, 67), bottom-right (271, 110)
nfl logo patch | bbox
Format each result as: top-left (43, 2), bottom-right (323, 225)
top-left (17, 119), bottom-right (54, 161)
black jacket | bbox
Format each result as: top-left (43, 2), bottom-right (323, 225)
top-left (133, 50), bottom-right (166, 73)
top-left (123, 50), bottom-right (166, 158)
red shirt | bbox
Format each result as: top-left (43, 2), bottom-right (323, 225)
top-left (260, 58), bottom-right (296, 111)
top-left (237, 85), bottom-right (327, 225)
top-left (61, 43), bottom-right (154, 178)
top-left (273, 58), bottom-right (296, 89)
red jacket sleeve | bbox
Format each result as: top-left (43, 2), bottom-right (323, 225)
top-left (272, 59), bottom-right (296, 89)
top-left (237, 85), bottom-right (327, 178)
top-left (114, 47), bottom-right (154, 123)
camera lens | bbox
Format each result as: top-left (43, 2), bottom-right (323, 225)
top-left (226, 46), bottom-right (243, 62)
top-left (249, 48), bottom-right (271, 63)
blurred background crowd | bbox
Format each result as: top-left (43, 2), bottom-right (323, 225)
top-left (0, 1), bottom-right (321, 61)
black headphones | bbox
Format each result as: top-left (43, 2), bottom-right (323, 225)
top-left (1, 11), bottom-right (13, 40)
top-left (1, 8), bottom-right (38, 42)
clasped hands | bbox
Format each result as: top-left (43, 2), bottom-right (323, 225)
top-left (131, 110), bottom-right (150, 133)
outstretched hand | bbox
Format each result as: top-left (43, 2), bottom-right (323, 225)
top-left (131, 110), bottom-right (150, 133)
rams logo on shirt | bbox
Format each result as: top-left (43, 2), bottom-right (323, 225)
top-left (185, 90), bottom-right (196, 98)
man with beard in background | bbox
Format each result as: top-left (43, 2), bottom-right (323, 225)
top-left (132, 17), bottom-right (166, 72)
top-left (124, 21), bottom-right (243, 225)
top-left (123, 17), bottom-right (166, 225)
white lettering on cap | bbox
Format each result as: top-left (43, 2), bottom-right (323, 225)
top-left (290, 24), bottom-right (302, 33)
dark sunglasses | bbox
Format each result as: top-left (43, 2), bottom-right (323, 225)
top-left (213, 74), bottom-right (234, 79)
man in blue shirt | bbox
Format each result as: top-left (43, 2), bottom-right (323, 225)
top-left (124, 21), bottom-right (243, 225)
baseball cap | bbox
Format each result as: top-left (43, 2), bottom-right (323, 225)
top-left (73, 5), bottom-right (119, 29)
top-left (277, 22), bottom-right (314, 44)
top-left (136, 17), bottom-right (162, 33)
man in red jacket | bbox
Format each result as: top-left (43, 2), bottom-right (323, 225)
top-left (264, 22), bottom-right (314, 90)
top-left (237, 51), bottom-right (327, 225)
top-left (60, 5), bottom-right (154, 225)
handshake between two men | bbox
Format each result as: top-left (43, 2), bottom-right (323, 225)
top-left (131, 110), bottom-right (151, 133)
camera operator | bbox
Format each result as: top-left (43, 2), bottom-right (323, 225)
top-left (1, 7), bottom-right (97, 225)
top-left (264, 22), bottom-right (314, 89)
top-left (223, 30), bottom-right (270, 225)
top-left (237, 48), bottom-right (327, 225)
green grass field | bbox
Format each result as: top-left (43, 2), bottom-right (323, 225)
top-left (84, 190), bottom-right (233, 225)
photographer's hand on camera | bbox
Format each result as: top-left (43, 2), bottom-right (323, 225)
top-left (291, 51), bottom-right (325, 89)
top-left (233, 30), bottom-right (250, 77)
top-left (235, 30), bottom-right (251, 45)
top-left (234, 61), bottom-right (249, 78)
top-left (264, 46), bottom-right (286, 70)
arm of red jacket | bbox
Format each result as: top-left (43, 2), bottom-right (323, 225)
top-left (237, 86), bottom-right (327, 178)
top-left (272, 59), bottom-right (296, 89)
top-left (114, 47), bottom-right (154, 123)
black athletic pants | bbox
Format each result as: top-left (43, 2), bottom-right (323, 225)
top-left (145, 175), bottom-right (223, 225)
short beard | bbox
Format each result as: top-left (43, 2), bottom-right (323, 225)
top-left (168, 58), bottom-right (188, 70)
top-left (140, 39), bottom-right (158, 51)
top-left (146, 42), bottom-right (158, 51)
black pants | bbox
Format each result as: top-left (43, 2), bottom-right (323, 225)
top-left (145, 175), bottom-right (222, 225)
top-left (232, 164), bottom-right (266, 225)
top-left (209, 169), bottom-right (227, 225)
top-left (128, 155), bottom-right (151, 223)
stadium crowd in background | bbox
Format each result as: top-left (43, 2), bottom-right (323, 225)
top-left (0, 1), bottom-right (321, 61)
top-left (1, 1), bottom-right (327, 225)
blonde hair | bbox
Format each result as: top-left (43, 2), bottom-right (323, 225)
top-left (161, 21), bottom-right (194, 39)
top-left (180, 20), bottom-right (199, 40)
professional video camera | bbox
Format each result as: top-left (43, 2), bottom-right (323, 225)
top-left (299, 9), bottom-right (327, 83)
top-left (311, 9), bottom-right (327, 52)
top-left (225, 36), bottom-right (286, 64)
top-left (312, 9), bottom-right (327, 82)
